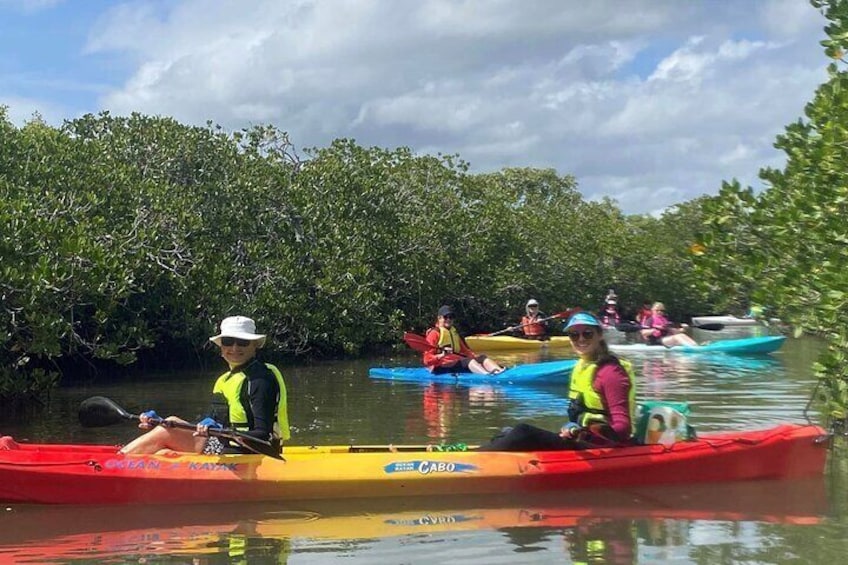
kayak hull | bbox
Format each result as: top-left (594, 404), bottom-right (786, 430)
top-left (610, 336), bottom-right (786, 355)
top-left (463, 335), bottom-right (572, 351)
top-left (368, 359), bottom-right (577, 385)
top-left (0, 424), bottom-right (827, 505)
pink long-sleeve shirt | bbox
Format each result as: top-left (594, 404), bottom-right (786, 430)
top-left (590, 362), bottom-right (633, 442)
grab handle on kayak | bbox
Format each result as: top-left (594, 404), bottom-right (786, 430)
top-left (78, 396), bottom-right (284, 460)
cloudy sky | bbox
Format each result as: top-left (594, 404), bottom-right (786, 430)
top-left (0, 0), bottom-right (829, 214)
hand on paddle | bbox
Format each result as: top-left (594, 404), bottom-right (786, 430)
top-left (195, 417), bottom-right (223, 437)
top-left (138, 409), bottom-right (160, 430)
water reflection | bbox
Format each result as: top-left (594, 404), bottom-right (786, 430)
top-left (402, 383), bottom-right (568, 441)
top-left (0, 479), bottom-right (829, 564)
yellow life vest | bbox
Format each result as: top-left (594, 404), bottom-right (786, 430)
top-left (212, 362), bottom-right (290, 441)
top-left (567, 358), bottom-right (636, 433)
top-left (436, 326), bottom-right (463, 352)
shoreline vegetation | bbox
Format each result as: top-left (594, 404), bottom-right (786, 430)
top-left (0, 109), bottom-right (718, 410)
top-left (2, 0), bottom-right (847, 428)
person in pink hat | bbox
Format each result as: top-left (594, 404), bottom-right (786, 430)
top-left (120, 316), bottom-right (289, 456)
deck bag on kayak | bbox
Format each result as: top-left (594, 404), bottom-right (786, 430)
top-left (635, 401), bottom-right (696, 446)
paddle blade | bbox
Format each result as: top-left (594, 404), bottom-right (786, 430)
top-left (614, 322), bottom-right (643, 333)
top-left (403, 332), bottom-right (431, 353)
top-left (79, 396), bottom-right (135, 428)
top-left (695, 323), bottom-right (725, 331)
top-left (555, 308), bottom-right (579, 320)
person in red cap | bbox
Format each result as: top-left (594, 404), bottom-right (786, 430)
top-left (423, 305), bottom-right (505, 375)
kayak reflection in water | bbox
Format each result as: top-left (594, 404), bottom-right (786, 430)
top-left (639, 302), bottom-right (698, 347)
top-left (477, 312), bottom-right (636, 451)
top-left (119, 316), bottom-right (289, 456)
top-left (423, 305), bottom-right (505, 375)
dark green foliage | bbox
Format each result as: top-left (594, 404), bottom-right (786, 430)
top-left (0, 107), bottom-right (714, 405)
top-left (694, 0), bottom-right (848, 421)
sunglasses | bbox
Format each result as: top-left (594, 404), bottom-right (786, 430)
top-left (567, 329), bottom-right (597, 341)
top-left (220, 337), bottom-right (251, 347)
top-left (442, 314), bottom-right (455, 319)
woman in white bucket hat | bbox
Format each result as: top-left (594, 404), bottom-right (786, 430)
top-left (120, 316), bottom-right (289, 456)
top-left (518, 299), bottom-right (549, 340)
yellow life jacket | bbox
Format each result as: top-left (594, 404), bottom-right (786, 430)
top-left (567, 358), bottom-right (636, 433)
top-left (212, 362), bottom-right (290, 441)
top-left (436, 326), bottom-right (463, 352)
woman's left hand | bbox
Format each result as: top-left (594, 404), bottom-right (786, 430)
top-left (194, 417), bottom-right (222, 437)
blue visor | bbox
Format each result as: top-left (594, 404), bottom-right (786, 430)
top-left (564, 312), bottom-right (602, 330)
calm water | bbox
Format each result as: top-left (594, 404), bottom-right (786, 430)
top-left (2, 327), bottom-right (848, 564)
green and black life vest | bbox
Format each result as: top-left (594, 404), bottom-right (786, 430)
top-left (212, 362), bottom-right (290, 442)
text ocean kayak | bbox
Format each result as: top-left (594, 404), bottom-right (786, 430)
top-left (609, 336), bottom-right (786, 355)
top-left (368, 359), bottom-right (577, 385)
top-left (0, 424), bottom-right (826, 505)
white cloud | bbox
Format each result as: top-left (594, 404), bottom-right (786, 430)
top-left (76, 0), bottom-right (830, 214)
top-left (0, 95), bottom-right (65, 125)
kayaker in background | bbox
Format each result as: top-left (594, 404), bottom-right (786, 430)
top-left (476, 312), bottom-right (635, 451)
top-left (119, 315), bottom-right (289, 455)
top-left (423, 305), bottom-right (506, 375)
top-left (639, 302), bottom-right (698, 347)
top-left (745, 303), bottom-right (765, 319)
top-left (518, 298), bottom-right (550, 340)
top-left (636, 300), bottom-right (653, 325)
top-left (598, 296), bottom-right (622, 327)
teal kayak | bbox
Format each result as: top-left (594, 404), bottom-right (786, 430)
top-left (368, 359), bottom-right (577, 386)
top-left (609, 336), bottom-right (786, 355)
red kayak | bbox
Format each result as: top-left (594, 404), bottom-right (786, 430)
top-left (0, 424), bottom-right (828, 505)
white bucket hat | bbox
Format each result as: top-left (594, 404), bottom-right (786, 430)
top-left (209, 316), bottom-right (266, 348)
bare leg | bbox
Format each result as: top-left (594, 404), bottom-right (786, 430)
top-left (662, 333), bottom-right (698, 347)
top-left (668, 327), bottom-right (698, 345)
top-left (466, 359), bottom-right (491, 375)
top-left (119, 417), bottom-right (207, 455)
top-left (677, 333), bottom-right (698, 346)
top-left (481, 358), bottom-right (505, 374)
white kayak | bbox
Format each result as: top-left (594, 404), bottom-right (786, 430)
top-left (691, 315), bottom-right (766, 327)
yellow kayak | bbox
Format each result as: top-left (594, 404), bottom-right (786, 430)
top-left (464, 335), bottom-right (573, 351)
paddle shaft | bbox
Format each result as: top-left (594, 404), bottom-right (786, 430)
top-left (143, 416), bottom-right (273, 447)
top-left (487, 310), bottom-right (572, 337)
top-left (78, 396), bottom-right (281, 458)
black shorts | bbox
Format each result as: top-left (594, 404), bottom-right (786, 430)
top-left (432, 355), bottom-right (488, 374)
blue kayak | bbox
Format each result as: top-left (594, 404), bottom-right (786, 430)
top-left (368, 359), bottom-right (577, 386)
top-left (609, 335), bottom-right (786, 355)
